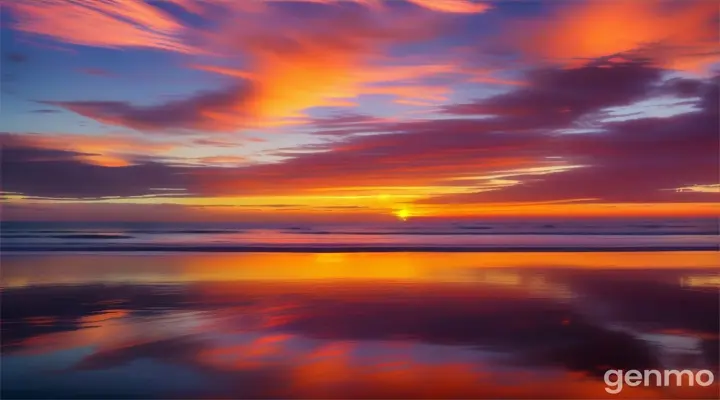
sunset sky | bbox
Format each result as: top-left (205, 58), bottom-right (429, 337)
top-left (1, 0), bottom-right (718, 222)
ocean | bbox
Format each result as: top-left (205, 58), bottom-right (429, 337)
top-left (2, 218), bottom-right (718, 252)
top-left (1, 218), bottom-right (718, 399)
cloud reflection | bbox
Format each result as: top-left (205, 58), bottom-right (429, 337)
top-left (2, 252), bottom-right (718, 398)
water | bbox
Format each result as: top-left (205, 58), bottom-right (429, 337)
top-left (2, 251), bottom-right (719, 398)
top-left (1, 219), bottom-right (718, 398)
top-left (2, 218), bottom-right (718, 251)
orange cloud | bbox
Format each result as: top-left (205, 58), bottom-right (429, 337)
top-left (6, 0), bottom-right (488, 132)
top-left (194, 12), bottom-right (451, 124)
top-left (2, 133), bottom-right (179, 167)
top-left (2, 0), bottom-right (193, 53)
top-left (4, 0), bottom-right (490, 55)
top-left (194, 155), bottom-right (247, 166)
top-left (261, 0), bottom-right (491, 14)
top-left (244, 61), bottom-right (452, 119)
top-left (42, 5), bottom-right (460, 132)
top-left (520, 0), bottom-right (719, 73)
top-left (405, 0), bottom-right (491, 14)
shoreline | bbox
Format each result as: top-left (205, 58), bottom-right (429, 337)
top-left (1, 245), bottom-right (717, 253)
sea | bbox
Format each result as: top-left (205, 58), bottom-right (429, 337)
top-left (1, 218), bottom-right (718, 252)
top-left (1, 218), bottom-right (718, 399)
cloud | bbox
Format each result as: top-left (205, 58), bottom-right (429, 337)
top-left (404, 0), bottom-right (491, 14)
top-left (0, 116), bottom-right (544, 202)
top-left (4, 52), bottom-right (28, 63)
top-left (2, 0), bottom-right (491, 57)
top-left (425, 74), bottom-right (720, 204)
top-left (308, 112), bottom-right (392, 135)
top-left (209, 0), bottom-right (492, 14)
top-left (512, 0), bottom-right (720, 73)
top-left (2, 0), bottom-right (194, 53)
top-left (42, 2), bottom-right (455, 132)
top-left (185, 60), bottom-right (717, 205)
top-left (48, 84), bottom-right (253, 132)
top-left (4, 0), bottom-right (718, 221)
top-left (444, 57), bottom-right (663, 127)
top-left (189, 4), bottom-right (453, 124)
top-left (10, 0), bottom-right (482, 132)
top-left (78, 68), bottom-right (114, 77)
top-left (1, 132), bottom-right (181, 166)
top-left (193, 155), bottom-right (247, 166)
top-left (29, 109), bottom-right (60, 114)
top-left (186, 120), bottom-right (545, 196)
top-left (0, 134), bottom-right (188, 198)
top-left (4, 60), bottom-right (716, 213)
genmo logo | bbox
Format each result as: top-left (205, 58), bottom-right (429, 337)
top-left (604, 369), bottom-right (715, 394)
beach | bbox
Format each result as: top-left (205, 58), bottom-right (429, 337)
top-left (2, 234), bottom-right (718, 398)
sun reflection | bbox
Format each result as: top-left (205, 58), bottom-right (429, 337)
top-left (680, 274), bottom-right (720, 288)
top-left (3, 252), bottom-right (719, 288)
top-left (78, 310), bottom-right (129, 325)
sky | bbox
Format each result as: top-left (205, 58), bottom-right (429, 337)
top-left (0, 0), bottom-right (718, 223)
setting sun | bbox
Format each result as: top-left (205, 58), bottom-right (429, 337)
top-left (394, 208), bottom-right (412, 221)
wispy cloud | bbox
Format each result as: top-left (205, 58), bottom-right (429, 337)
top-left (2, 0), bottom-right (194, 52)
top-left (47, 2), bottom-right (459, 131)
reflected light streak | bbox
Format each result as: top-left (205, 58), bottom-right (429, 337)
top-left (3, 252), bottom-right (718, 289)
top-left (680, 274), bottom-right (720, 288)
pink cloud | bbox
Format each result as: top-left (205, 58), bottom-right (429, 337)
top-left (2, 0), bottom-right (195, 53)
top-left (512, 0), bottom-right (720, 73)
top-left (50, 3), bottom-right (458, 131)
top-left (404, 0), bottom-right (491, 14)
top-left (1, 132), bottom-right (180, 167)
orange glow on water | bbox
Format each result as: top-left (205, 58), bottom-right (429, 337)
top-left (3, 252), bottom-right (718, 288)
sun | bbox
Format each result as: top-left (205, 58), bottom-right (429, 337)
top-left (393, 208), bottom-right (411, 221)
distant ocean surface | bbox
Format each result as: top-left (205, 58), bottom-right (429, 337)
top-left (2, 218), bottom-right (717, 252)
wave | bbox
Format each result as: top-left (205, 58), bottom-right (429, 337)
top-left (278, 230), bottom-right (720, 236)
top-left (1, 234), bottom-right (134, 239)
top-left (1, 244), bottom-right (716, 253)
top-left (10, 228), bottom-right (717, 236)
